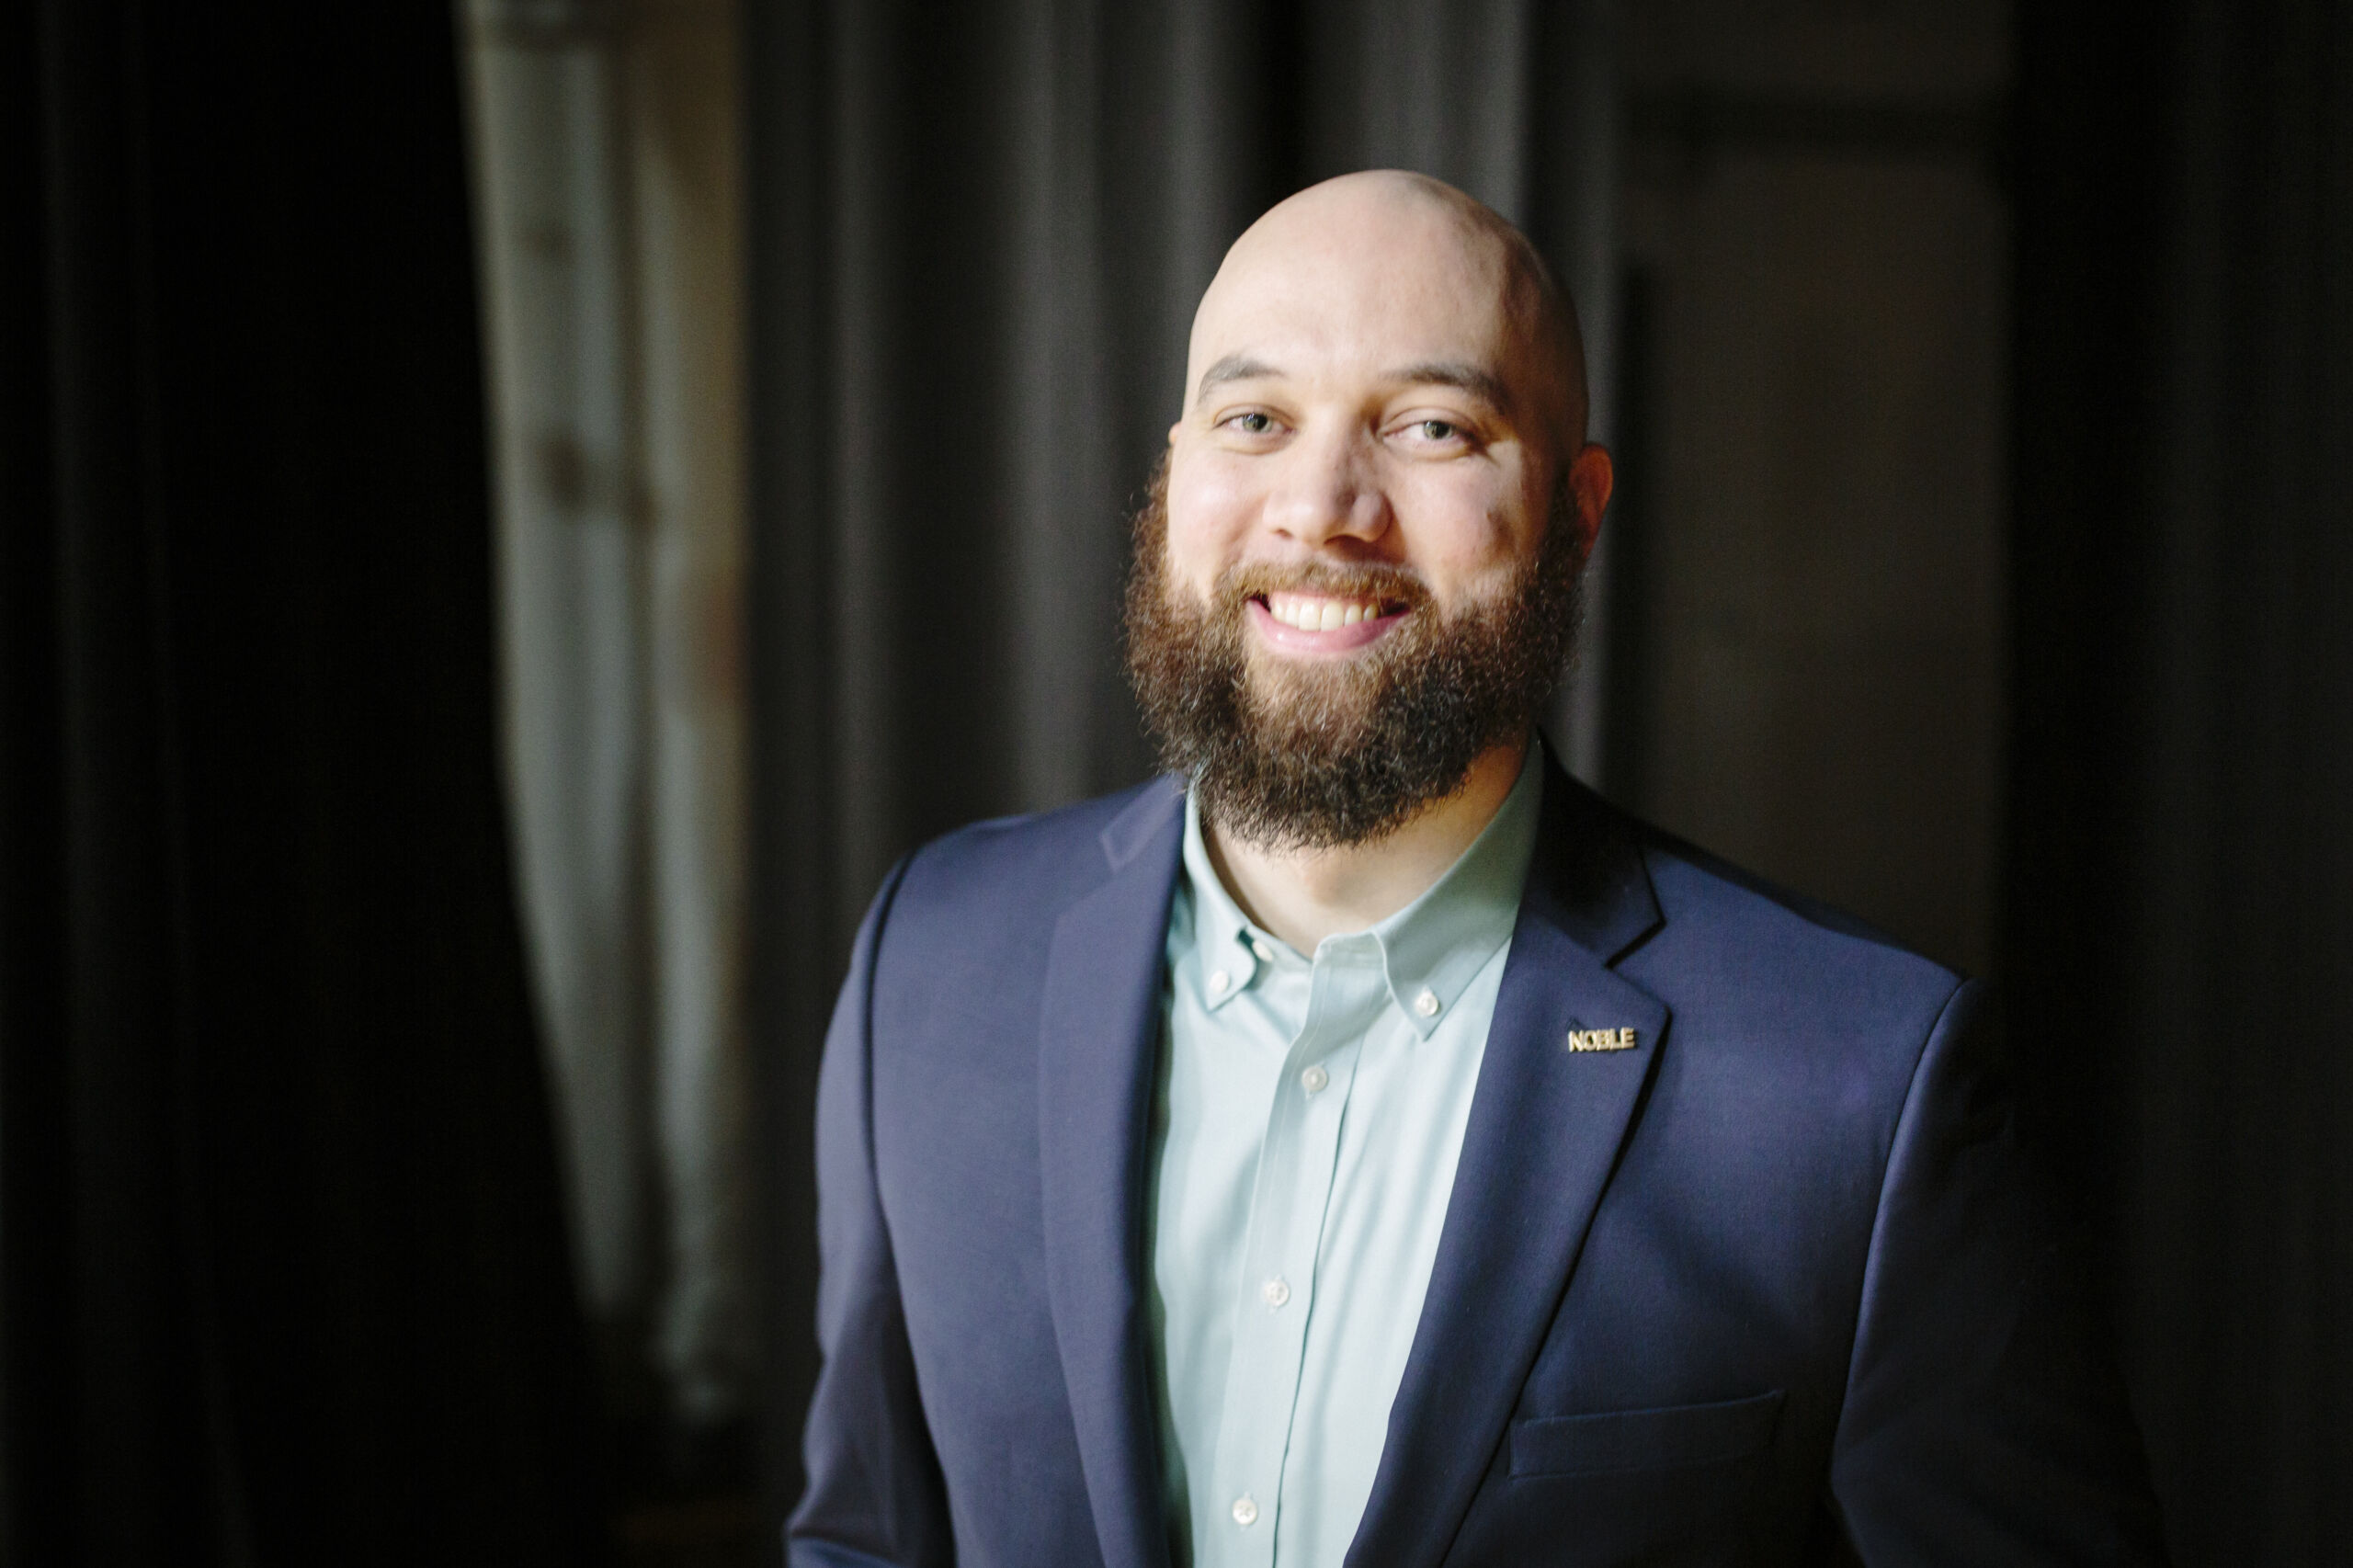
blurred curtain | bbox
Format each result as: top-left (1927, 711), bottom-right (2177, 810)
top-left (464, 0), bottom-right (758, 1438)
top-left (2, 2), bottom-right (607, 1563)
top-left (2008, 0), bottom-right (2353, 1560)
top-left (742, 0), bottom-right (1620, 1517)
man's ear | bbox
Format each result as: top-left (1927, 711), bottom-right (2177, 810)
top-left (1564, 443), bottom-right (1614, 557)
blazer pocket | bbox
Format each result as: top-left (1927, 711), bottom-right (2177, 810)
top-left (1508, 1390), bottom-right (1785, 1479)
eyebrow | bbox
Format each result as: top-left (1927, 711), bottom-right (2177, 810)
top-left (1383, 359), bottom-right (1512, 410)
top-left (1189, 353), bottom-right (1513, 413)
top-left (1193, 354), bottom-right (1279, 408)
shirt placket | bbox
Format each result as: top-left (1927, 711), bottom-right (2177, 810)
top-left (1208, 934), bottom-right (1385, 1565)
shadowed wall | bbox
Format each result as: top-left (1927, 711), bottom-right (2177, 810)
top-left (2008, 0), bottom-right (2353, 1559)
top-left (2, 2), bottom-right (608, 1562)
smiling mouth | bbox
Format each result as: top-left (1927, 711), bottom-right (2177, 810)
top-left (1256, 591), bottom-right (1408, 631)
top-left (1245, 590), bottom-right (1412, 652)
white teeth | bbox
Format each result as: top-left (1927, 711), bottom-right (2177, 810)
top-left (1267, 593), bottom-right (1381, 631)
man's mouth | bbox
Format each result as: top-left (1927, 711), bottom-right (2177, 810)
top-left (1246, 591), bottom-right (1410, 653)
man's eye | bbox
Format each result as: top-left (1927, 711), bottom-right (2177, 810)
top-left (1233, 412), bottom-right (1275, 435)
top-left (1415, 419), bottom-right (1460, 441)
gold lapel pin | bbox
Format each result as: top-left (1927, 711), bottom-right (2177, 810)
top-left (1565, 1027), bottom-right (1639, 1052)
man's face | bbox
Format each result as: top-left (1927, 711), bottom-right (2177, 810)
top-left (1163, 184), bottom-right (1567, 660)
top-left (1126, 175), bottom-right (1609, 849)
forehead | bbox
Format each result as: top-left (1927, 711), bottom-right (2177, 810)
top-left (1186, 196), bottom-right (1536, 399)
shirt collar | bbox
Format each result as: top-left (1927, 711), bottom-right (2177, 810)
top-left (1178, 740), bottom-right (1545, 1039)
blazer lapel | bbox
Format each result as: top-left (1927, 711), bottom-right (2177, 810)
top-left (1347, 767), bottom-right (1669, 1568)
top-left (1038, 778), bottom-right (1186, 1568)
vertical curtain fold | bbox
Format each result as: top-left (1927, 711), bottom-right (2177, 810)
top-left (465, 0), bottom-right (763, 1434)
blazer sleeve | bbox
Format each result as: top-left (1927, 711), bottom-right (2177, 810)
top-left (787, 858), bottom-right (956, 1568)
top-left (1827, 978), bottom-right (2170, 1564)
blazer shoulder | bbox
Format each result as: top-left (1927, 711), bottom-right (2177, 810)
top-left (1621, 816), bottom-right (1968, 1040)
top-left (887, 774), bottom-right (1183, 932)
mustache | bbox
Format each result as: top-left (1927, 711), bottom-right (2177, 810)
top-left (1210, 559), bottom-right (1434, 613)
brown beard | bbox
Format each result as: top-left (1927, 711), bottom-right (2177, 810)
top-left (1121, 455), bottom-right (1586, 850)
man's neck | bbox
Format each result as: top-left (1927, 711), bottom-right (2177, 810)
top-left (1203, 736), bottom-right (1531, 954)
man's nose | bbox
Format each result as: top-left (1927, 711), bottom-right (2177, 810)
top-left (1264, 427), bottom-right (1390, 548)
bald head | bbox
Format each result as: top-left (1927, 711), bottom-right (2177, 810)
top-left (1188, 171), bottom-right (1589, 459)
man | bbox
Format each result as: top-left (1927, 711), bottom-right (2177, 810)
top-left (790, 172), bottom-right (2165, 1566)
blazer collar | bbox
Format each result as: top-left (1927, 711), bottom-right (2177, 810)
top-left (1345, 753), bottom-right (1667, 1568)
top-left (1038, 778), bottom-right (1186, 1568)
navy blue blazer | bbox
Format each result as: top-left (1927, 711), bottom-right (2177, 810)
top-left (790, 758), bottom-right (2166, 1567)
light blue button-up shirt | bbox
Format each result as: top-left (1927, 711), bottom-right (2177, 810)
top-left (1145, 744), bottom-right (1544, 1568)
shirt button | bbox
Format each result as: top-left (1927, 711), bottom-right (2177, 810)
top-left (1232, 1494), bottom-right (1259, 1527)
top-left (1251, 938), bottom-right (1274, 962)
top-left (1301, 1064), bottom-right (1329, 1094)
top-left (1261, 1277), bottom-right (1290, 1308)
top-left (1209, 968), bottom-right (1231, 995)
top-left (1415, 987), bottom-right (1441, 1017)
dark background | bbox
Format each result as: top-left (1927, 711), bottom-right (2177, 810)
top-left (6, 0), bottom-right (2348, 1563)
